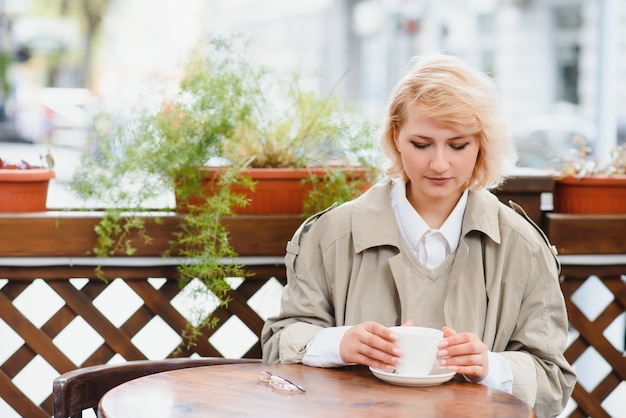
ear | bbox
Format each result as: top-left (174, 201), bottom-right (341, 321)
top-left (392, 126), bottom-right (399, 149)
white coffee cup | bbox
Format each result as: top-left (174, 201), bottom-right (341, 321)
top-left (391, 326), bottom-right (443, 376)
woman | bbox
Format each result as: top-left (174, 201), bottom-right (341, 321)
top-left (261, 53), bottom-right (575, 417)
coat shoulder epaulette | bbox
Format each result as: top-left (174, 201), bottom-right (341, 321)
top-left (286, 203), bottom-right (338, 254)
top-left (508, 200), bottom-right (560, 269)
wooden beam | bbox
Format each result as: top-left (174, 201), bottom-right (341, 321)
top-left (546, 214), bottom-right (626, 255)
top-left (0, 212), bottom-right (303, 258)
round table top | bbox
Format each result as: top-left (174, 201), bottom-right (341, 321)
top-left (98, 362), bottom-right (535, 418)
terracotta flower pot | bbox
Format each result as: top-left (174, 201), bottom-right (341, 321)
top-left (552, 175), bottom-right (626, 214)
top-left (177, 167), bottom-right (370, 215)
top-left (0, 169), bottom-right (56, 212)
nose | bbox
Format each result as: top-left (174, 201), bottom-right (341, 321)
top-left (429, 148), bottom-right (449, 173)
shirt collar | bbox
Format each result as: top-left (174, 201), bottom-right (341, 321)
top-left (390, 180), bottom-right (468, 253)
top-left (350, 179), bottom-right (501, 254)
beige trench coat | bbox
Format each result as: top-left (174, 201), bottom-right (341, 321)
top-left (261, 180), bottom-right (576, 417)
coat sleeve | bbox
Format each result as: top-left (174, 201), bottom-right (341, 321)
top-left (499, 236), bottom-right (576, 418)
top-left (261, 206), bottom-right (338, 363)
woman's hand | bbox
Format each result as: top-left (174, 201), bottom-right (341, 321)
top-left (437, 326), bottom-right (489, 382)
top-left (339, 321), bottom-right (402, 371)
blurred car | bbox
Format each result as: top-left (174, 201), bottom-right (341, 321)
top-left (514, 106), bottom-right (597, 169)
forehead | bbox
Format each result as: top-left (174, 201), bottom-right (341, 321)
top-left (401, 108), bottom-right (469, 137)
top-left (400, 101), bottom-right (481, 134)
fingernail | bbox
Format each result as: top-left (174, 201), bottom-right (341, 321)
top-left (389, 332), bottom-right (398, 340)
top-left (391, 356), bottom-right (401, 364)
top-left (437, 340), bottom-right (448, 348)
top-left (392, 348), bottom-right (402, 356)
top-left (437, 359), bottom-right (446, 366)
top-left (438, 349), bottom-right (448, 357)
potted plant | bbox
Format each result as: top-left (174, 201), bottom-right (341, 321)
top-left (70, 35), bottom-right (380, 347)
top-left (0, 153), bottom-right (55, 212)
top-left (171, 42), bottom-right (379, 215)
top-left (551, 137), bottom-right (626, 214)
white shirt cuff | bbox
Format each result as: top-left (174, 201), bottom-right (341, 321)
top-left (473, 351), bottom-right (513, 393)
top-left (302, 326), bottom-right (352, 367)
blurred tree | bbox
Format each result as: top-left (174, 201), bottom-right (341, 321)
top-left (0, 50), bottom-right (10, 121)
top-left (58, 0), bottom-right (111, 87)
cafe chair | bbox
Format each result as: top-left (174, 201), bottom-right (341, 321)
top-left (52, 357), bottom-right (261, 418)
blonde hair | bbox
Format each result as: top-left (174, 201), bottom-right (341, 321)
top-left (381, 53), bottom-right (517, 190)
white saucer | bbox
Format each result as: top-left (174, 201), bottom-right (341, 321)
top-left (369, 367), bottom-right (455, 387)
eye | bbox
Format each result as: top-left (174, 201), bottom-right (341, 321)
top-left (450, 143), bottom-right (469, 151)
top-left (410, 141), bottom-right (428, 149)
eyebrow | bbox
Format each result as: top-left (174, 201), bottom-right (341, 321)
top-left (410, 134), bottom-right (470, 141)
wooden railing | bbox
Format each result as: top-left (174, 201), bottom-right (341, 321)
top-left (546, 214), bottom-right (626, 418)
top-left (0, 212), bottom-right (300, 417)
top-left (1, 172), bottom-right (623, 417)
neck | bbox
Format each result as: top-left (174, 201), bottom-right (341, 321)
top-left (406, 185), bottom-right (463, 229)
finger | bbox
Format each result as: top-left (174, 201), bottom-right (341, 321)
top-left (439, 326), bottom-right (456, 349)
top-left (362, 321), bottom-right (399, 343)
top-left (351, 352), bottom-right (398, 371)
top-left (441, 330), bottom-right (478, 349)
top-left (340, 322), bottom-right (401, 366)
top-left (442, 326), bottom-right (456, 337)
top-left (440, 339), bottom-right (485, 357)
top-left (440, 352), bottom-right (485, 368)
top-left (356, 344), bottom-right (401, 368)
top-left (437, 347), bottom-right (489, 382)
top-left (344, 334), bottom-right (400, 370)
top-left (444, 364), bottom-right (487, 382)
top-left (360, 330), bottom-right (402, 356)
top-left (366, 327), bottom-right (402, 355)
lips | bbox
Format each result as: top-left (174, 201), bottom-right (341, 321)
top-left (427, 177), bottom-right (451, 185)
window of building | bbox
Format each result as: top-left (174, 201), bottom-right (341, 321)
top-left (553, 6), bottom-right (582, 104)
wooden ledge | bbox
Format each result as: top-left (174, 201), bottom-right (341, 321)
top-left (546, 213), bottom-right (626, 255)
top-left (0, 212), bottom-right (303, 257)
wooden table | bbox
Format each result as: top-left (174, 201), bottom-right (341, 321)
top-left (98, 363), bottom-right (535, 417)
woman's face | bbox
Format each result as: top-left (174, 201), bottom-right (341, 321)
top-left (394, 107), bottom-right (480, 209)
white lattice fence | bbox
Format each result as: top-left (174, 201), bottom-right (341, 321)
top-left (0, 260), bottom-right (285, 417)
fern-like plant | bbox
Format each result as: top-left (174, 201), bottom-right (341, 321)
top-left (71, 34), bottom-right (380, 350)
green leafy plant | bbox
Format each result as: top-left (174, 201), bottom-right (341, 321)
top-left (71, 34), bottom-right (379, 349)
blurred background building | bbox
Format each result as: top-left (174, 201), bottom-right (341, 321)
top-left (0, 2), bottom-right (624, 417)
top-left (0, 0), bottom-right (624, 168)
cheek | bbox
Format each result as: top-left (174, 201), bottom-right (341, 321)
top-left (400, 150), bottom-right (428, 172)
top-left (461, 150), bottom-right (480, 172)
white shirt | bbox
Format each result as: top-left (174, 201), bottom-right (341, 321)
top-left (302, 181), bottom-right (512, 393)
top-left (390, 179), bottom-right (465, 267)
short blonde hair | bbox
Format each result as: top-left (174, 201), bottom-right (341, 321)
top-left (381, 53), bottom-right (517, 190)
